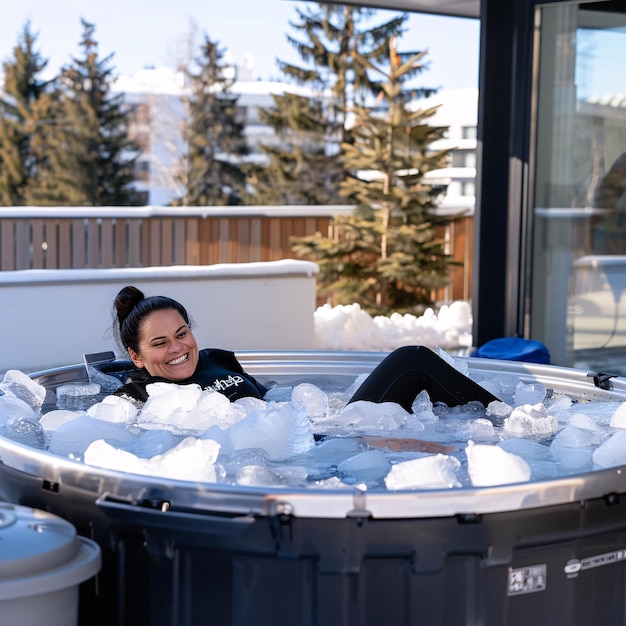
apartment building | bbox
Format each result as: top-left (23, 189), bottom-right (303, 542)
top-left (114, 66), bottom-right (479, 209)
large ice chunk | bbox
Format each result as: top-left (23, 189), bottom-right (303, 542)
top-left (504, 404), bottom-right (558, 436)
top-left (339, 400), bottom-right (411, 432)
top-left (0, 370), bottom-right (46, 407)
top-left (384, 454), bottom-right (461, 490)
top-left (88, 395), bottom-right (138, 423)
top-left (84, 436), bottom-right (220, 482)
top-left (550, 425), bottom-right (605, 470)
top-left (337, 449), bottom-right (391, 483)
top-left (48, 415), bottom-right (136, 460)
top-left (228, 401), bottom-right (315, 461)
top-left (609, 402), bottom-right (626, 428)
top-left (5, 417), bottom-right (45, 449)
top-left (466, 440), bottom-right (531, 486)
top-left (40, 409), bottom-right (84, 431)
top-left (593, 430), bottom-right (626, 469)
top-left (0, 396), bottom-right (38, 431)
top-left (292, 383), bottom-right (328, 419)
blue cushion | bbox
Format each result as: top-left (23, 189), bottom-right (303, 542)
top-left (472, 337), bottom-right (550, 364)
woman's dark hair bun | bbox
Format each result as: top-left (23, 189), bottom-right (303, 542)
top-left (114, 285), bottom-right (145, 327)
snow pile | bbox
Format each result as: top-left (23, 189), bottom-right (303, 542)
top-left (313, 301), bottom-right (473, 352)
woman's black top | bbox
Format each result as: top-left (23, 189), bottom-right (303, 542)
top-left (114, 345), bottom-right (499, 411)
top-left (114, 348), bottom-right (269, 404)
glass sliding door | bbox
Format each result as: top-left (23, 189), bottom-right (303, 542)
top-left (531, 1), bottom-right (626, 374)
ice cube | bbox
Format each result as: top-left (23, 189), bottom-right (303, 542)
top-left (39, 409), bottom-right (84, 431)
top-left (384, 454), bottom-right (461, 490)
top-left (56, 382), bottom-right (101, 410)
top-left (498, 438), bottom-right (551, 461)
top-left (87, 395), bottom-right (138, 423)
top-left (263, 386), bottom-right (292, 402)
top-left (593, 430), bottom-right (626, 469)
top-left (229, 402), bottom-right (315, 461)
top-left (513, 382), bottom-right (547, 406)
top-left (550, 425), bottom-right (602, 470)
top-left (411, 389), bottom-right (433, 415)
top-left (470, 418), bottom-right (495, 439)
top-left (236, 465), bottom-right (287, 487)
top-left (466, 440), bottom-right (531, 486)
top-left (86, 365), bottom-right (123, 394)
top-left (504, 404), bottom-right (558, 436)
top-left (48, 415), bottom-right (136, 460)
top-left (233, 396), bottom-right (267, 416)
top-left (84, 436), bottom-right (220, 482)
top-left (5, 417), bottom-right (45, 449)
top-left (193, 389), bottom-right (246, 428)
top-left (339, 400), bottom-right (411, 432)
top-left (0, 370), bottom-right (46, 407)
top-left (337, 449), bottom-right (391, 483)
top-left (143, 382), bottom-right (202, 415)
top-left (116, 429), bottom-right (180, 458)
top-left (292, 383), bottom-right (328, 419)
top-left (610, 402), bottom-right (626, 428)
top-left (0, 396), bottom-right (39, 430)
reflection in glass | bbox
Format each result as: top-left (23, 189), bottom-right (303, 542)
top-left (531, 4), bottom-right (626, 373)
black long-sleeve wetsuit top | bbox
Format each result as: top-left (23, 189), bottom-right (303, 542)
top-left (114, 348), bottom-right (269, 404)
top-left (114, 345), bottom-right (498, 412)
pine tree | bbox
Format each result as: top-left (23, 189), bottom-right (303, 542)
top-left (0, 22), bottom-right (49, 205)
top-left (292, 35), bottom-right (456, 314)
top-left (177, 35), bottom-right (247, 206)
top-left (26, 19), bottom-right (138, 206)
top-left (249, 4), bottom-right (410, 205)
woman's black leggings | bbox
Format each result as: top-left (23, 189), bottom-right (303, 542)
top-left (347, 346), bottom-right (500, 412)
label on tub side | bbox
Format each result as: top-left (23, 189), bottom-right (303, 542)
top-left (564, 548), bottom-right (626, 579)
top-left (508, 564), bottom-right (547, 596)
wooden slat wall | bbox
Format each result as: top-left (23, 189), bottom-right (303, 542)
top-left (0, 213), bottom-right (473, 302)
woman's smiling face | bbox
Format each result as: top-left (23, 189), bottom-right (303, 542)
top-left (128, 308), bottom-right (199, 380)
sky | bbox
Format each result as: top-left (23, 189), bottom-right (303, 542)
top-left (0, 0), bottom-right (480, 90)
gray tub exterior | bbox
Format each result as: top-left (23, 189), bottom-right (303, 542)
top-left (2, 351), bottom-right (626, 625)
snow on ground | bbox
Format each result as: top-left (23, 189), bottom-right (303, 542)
top-left (312, 301), bottom-right (473, 352)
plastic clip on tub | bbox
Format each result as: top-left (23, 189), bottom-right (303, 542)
top-left (0, 503), bottom-right (101, 626)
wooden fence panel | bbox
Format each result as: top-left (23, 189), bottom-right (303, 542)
top-left (0, 209), bottom-right (473, 306)
top-left (1, 220), bottom-right (15, 270)
top-left (32, 220), bottom-right (45, 268)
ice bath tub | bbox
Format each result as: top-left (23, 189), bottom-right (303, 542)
top-left (2, 351), bottom-right (626, 626)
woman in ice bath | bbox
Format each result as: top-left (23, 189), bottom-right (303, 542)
top-left (112, 285), bottom-right (499, 415)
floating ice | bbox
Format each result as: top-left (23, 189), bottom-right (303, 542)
top-left (550, 425), bottom-right (604, 470)
top-left (84, 436), bottom-right (220, 482)
top-left (228, 401), bottom-right (315, 461)
top-left (609, 402), bottom-right (626, 428)
top-left (115, 429), bottom-right (180, 458)
top-left (48, 415), bottom-right (137, 461)
top-left (190, 389), bottom-right (247, 430)
top-left (339, 400), bottom-right (411, 432)
top-left (337, 449), bottom-right (391, 483)
top-left (5, 417), bottom-right (45, 449)
top-left (385, 454), bottom-right (461, 490)
top-left (56, 383), bottom-right (101, 411)
top-left (504, 404), bottom-right (558, 436)
top-left (411, 390), bottom-right (437, 423)
top-left (86, 365), bottom-right (123, 394)
top-left (593, 430), bottom-right (626, 469)
top-left (513, 382), bottom-right (547, 406)
top-left (0, 396), bottom-right (38, 430)
top-left (292, 383), bottom-right (328, 419)
top-left (466, 440), bottom-right (531, 486)
top-left (39, 409), bottom-right (84, 431)
top-left (88, 395), bottom-right (138, 423)
top-left (0, 370), bottom-right (46, 407)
